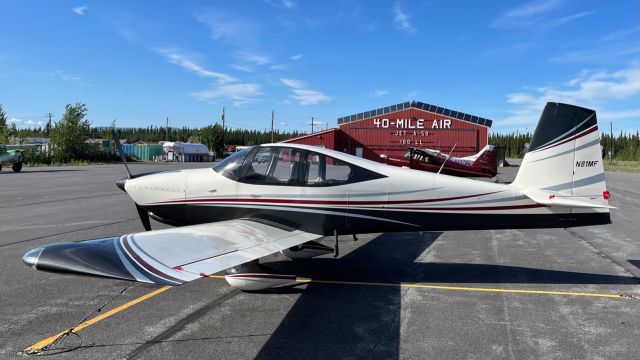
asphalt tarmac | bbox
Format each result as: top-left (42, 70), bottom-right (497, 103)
top-left (1, 162), bottom-right (639, 359)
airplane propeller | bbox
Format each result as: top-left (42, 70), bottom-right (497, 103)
top-left (112, 128), bottom-right (152, 231)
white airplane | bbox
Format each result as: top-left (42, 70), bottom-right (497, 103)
top-left (22, 103), bottom-right (613, 291)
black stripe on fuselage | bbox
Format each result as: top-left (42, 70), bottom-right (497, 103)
top-left (144, 203), bottom-right (611, 236)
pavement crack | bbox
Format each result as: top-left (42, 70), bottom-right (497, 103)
top-left (0, 218), bottom-right (138, 248)
top-left (125, 289), bottom-right (242, 360)
top-left (565, 228), bottom-right (640, 282)
top-left (491, 230), bottom-right (516, 360)
top-left (6, 192), bottom-right (121, 208)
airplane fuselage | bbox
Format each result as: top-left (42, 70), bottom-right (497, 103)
top-left (124, 144), bottom-right (609, 236)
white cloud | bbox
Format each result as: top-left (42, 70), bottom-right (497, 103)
top-left (369, 89), bottom-right (389, 97)
top-left (282, 0), bottom-right (296, 9)
top-left (501, 63), bottom-right (640, 128)
top-left (281, 78), bottom-right (305, 88)
top-left (601, 26), bottom-right (640, 42)
top-left (72, 5), bottom-right (87, 16)
top-left (491, 0), bottom-right (563, 28)
top-left (231, 64), bottom-right (255, 73)
top-left (8, 118), bottom-right (46, 128)
top-left (290, 54), bottom-right (303, 61)
top-left (541, 11), bottom-right (592, 28)
top-left (156, 47), bottom-right (262, 106)
top-left (236, 51), bottom-right (270, 66)
top-left (393, 4), bottom-right (415, 34)
top-left (550, 44), bottom-right (640, 63)
top-left (280, 78), bottom-right (331, 105)
top-left (156, 48), bottom-right (235, 83)
top-left (263, 0), bottom-right (296, 9)
top-left (599, 109), bottom-right (640, 121)
top-left (191, 83), bottom-right (262, 106)
top-left (403, 90), bottom-right (419, 101)
top-left (50, 70), bottom-right (91, 87)
top-left (196, 13), bottom-right (259, 47)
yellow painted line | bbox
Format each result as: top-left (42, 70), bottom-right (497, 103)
top-left (24, 274), bottom-right (628, 354)
top-left (210, 275), bottom-right (626, 299)
top-left (24, 285), bottom-right (171, 354)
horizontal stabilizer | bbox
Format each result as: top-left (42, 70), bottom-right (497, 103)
top-left (522, 189), bottom-right (614, 209)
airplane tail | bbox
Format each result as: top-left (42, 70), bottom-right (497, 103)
top-left (511, 103), bottom-right (612, 210)
top-left (470, 145), bottom-right (498, 177)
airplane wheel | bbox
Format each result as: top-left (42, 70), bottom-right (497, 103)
top-left (12, 162), bottom-right (22, 172)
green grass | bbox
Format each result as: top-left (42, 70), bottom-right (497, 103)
top-left (603, 160), bottom-right (640, 173)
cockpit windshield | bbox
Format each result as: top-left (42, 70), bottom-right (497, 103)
top-left (213, 146), bottom-right (254, 180)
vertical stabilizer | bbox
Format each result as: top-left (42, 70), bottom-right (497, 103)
top-left (512, 103), bottom-right (609, 208)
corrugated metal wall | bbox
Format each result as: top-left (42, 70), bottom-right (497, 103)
top-left (282, 107), bottom-right (490, 162)
top-left (133, 144), bottom-right (163, 161)
top-left (281, 129), bottom-right (337, 149)
top-left (339, 108), bottom-right (488, 160)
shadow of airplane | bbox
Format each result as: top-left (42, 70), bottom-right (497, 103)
top-left (254, 231), bottom-right (439, 360)
top-left (628, 260), bottom-right (640, 271)
top-left (254, 231), bottom-right (639, 360)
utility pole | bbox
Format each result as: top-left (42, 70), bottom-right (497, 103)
top-left (46, 112), bottom-right (53, 162)
top-left (609, 121), bottom-right (613, 163)
top-left (165, 117), bottom-right (169, 141)
top-left (46, 113), bottom-right (53, 136)
top-left (311, 116), bottom-right (314, 133)
top-left (271, 110), bottom-right (274, 143)
top-left (221, 107), bottom-right (225, 155)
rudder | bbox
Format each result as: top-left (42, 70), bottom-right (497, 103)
top-left (512, 102), bottom-right (610, 208)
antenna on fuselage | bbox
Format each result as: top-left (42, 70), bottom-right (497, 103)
top-left (437, 143), bottom-right (457, 175)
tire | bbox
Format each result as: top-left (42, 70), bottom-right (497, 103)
top-left (0, 163), bottom-right (2, 172)
top-left (12, 162), bottom-right (22, 172)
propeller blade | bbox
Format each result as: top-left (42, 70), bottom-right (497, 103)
top-left (111, 128), bottom-right (133, 179)
top-left (136, 203), bottom-right (152, 231)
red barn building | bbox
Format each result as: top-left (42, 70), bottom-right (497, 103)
top-left (282, 100), bottom-right (493, 162)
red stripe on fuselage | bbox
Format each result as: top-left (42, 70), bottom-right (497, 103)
top-left (153, 191), bottom-right (504, 206)
top-left (386, 204), bottom-right (546, 211)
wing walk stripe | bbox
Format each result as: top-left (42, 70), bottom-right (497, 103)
top-left (121, 236), bottom-right (183, 285)
top-left (114, 239), bottom-right (152, 283)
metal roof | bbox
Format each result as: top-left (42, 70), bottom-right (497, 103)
top-left (337, 100), bottom-right (493, 128)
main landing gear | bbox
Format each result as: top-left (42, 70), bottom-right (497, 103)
top-left (224, 235), bottom-right (359, 291)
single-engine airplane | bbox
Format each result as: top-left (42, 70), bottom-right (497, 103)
top-left (22, 103), bottom-right (613, 290)
top-left (0, 145), bottom-right (23, 172)
top-left (381, 144), bottom-right (498, 178)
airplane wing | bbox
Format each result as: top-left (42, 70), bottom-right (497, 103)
top-left (23, 219), bottom-right (321, 285)
top-left (522, 189), bottom-right (614, 209)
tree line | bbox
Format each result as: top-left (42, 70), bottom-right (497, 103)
top-left (2, 102), bottom-right (638, 163)
top-left (489, 131), bottom-right (640, 160)
top-left (1, 102), bottom-right (306, 164)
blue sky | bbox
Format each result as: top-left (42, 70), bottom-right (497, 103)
top-left (1, 0), bottom-right (638, 133)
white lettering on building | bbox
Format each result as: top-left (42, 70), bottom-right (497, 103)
top-left (431, 119), bottom-right (451, 129)
top-left (374, 118), bottom-right (448, 129)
